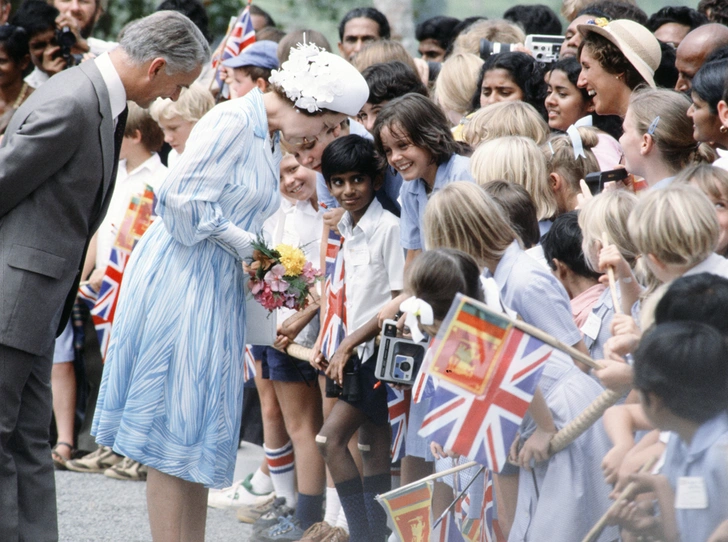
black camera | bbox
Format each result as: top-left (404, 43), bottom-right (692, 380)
top-left (479, 35), bottom-right (563, 64)
top-left (374, 320), bottom-right (426, 385)
top-left (584, 168), bottom-right (629, 194)
top-left (55, 26), bottom-right (82, 68)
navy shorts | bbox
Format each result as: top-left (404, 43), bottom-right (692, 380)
top-left (251, 345), bottom-right (318, 384)
top-left (338, 350), bottom-right (389, 427)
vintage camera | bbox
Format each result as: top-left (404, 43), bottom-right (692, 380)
top-left (479, 35), bottom-right (563, 64)
top-left (374, 320), bottom-right (426, 385)
top-left (55, 26), bottom-right (82, 68)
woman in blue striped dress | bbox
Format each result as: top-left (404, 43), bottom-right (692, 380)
top-left (91, 45), bottom-right (369, 541)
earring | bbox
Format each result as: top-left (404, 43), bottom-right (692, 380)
top-left (721, 125), bottom-right (728, 134)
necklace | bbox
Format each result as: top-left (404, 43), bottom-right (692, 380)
top-left (12, 82), bottom-right (29, 109)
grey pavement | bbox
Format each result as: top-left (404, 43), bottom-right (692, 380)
top-left (55, 442), bottom-right (264, 542)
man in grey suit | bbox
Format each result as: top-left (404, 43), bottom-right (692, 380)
top-left (0, 11), bottom-right (209, 541)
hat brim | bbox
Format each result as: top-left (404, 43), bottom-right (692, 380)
top-left (577, 23), bottom-right (656, 88)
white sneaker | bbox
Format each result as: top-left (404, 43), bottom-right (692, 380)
top-left (207, 472), bottom-right (275, 509)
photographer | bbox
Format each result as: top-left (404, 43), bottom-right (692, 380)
top-left (52, 0), bottom-right (116, 57)
top-left (11, 1), bottom-right (66, 87)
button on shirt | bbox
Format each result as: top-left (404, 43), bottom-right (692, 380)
top-left (399, 153), bottom-right (473, 250)
top-left (337, 198), bottom-right (404, 360)
top-left (660, 412), bottom-right (728, 542)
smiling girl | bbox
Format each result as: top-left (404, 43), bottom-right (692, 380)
top-left (373, 93), bottom-right (472, 265)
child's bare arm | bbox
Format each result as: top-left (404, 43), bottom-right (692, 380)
top-left (602, 404), bottom-right (652, 485)
top-left (325, 314), bottom-right (382, 384)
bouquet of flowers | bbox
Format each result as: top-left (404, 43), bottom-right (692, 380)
top-left (243, 237), bottom-right (321, 312)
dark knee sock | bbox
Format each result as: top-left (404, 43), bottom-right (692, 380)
top-left (363, 473), bottom-right (391, 542)
top-left (295, 492), bottom-right (323, 530)
top-left (334, 477), bottom-right (370, 542)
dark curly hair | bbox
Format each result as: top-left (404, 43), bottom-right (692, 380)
top-left (470, 51), bottom-right (548, 119)
top-left (338, 7), bottom-right (390, 41)
top-left (698, 0), bottom-right (728, 26)
top-left (373, 93), bottom-right (469, 168)
top-left (0, 25), bottom-right (30, 65)
top-left (647, 6), bottom-right (707, 34)
top-left (579, 31), bottom-right (646, 90)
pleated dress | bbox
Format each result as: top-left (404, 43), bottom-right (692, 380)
top-left (92, 89), bottom-right (280, 488)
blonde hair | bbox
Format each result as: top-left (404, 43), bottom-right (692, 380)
top-left (434, 53), bottom-right (484, 119)
top-left (542, 127), bottom-right (600, 197)
top-left (675, 163), bottom-right (728, 202)
top-left (353, 40), bottom-right (418, 74)
top-left (461, 101), bottom-right (550, 147)
top-left (424, 181), bottom-right (517, 266)
top-left (450, 19), bottom-right (526, 56)
top-left (628, 185), bottom-right (719, 266)
top-left (578, 190), bottom-right (640, 270)
top-left (149, 83), bottom-right (214, 123)
top-left (628, 89), bottom-right (713, 173)
top-left (470, 136), bottom-right (557, 221)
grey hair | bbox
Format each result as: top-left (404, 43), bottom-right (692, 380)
top-left (119, 11), bottom-right (210, 74)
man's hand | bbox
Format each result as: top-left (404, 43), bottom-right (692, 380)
top-left (325, 342), bottom-right (354, 385)
top-left (56, 12), bottom-right (90, 54)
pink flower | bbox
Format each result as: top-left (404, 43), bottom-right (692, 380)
top-left (284, 294), bottom-right (297, 309)
top-left (249, 278), bottom-right (265, 295)
top-left (302, 261), bottom-right (318, 283)
top-left (265, 264), bottom-right (289, 292)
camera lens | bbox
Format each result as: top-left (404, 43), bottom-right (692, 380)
top-left (399, 361), bottom-right (411, 372)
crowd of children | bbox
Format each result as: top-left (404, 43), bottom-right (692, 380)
top-left (42, 1), bottom-right (728, 541)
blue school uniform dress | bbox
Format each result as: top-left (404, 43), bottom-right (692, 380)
top-left (399, 153), bottom-right (472, 251)
top-left (683, 252), bottom-right (728, 279)
top-left (403, 154), bottom-right (473, 458)
top-left (92, 90), bottom-right (280, 489)
top-left (582, 286), bottom-right (615, 360)
top-left (486, 242), bottom-right (616, 542)
top-left (660, 412), bottom-right (728, 542)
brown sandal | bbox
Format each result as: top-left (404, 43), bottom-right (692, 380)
top-left (52, 442), bottom-right (74, 470)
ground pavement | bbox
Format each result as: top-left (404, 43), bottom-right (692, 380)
top-left (55, 441), bottom-right (263, 541)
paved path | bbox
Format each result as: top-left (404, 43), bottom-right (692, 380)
top-left (55, 442), bottom-right (264, 541)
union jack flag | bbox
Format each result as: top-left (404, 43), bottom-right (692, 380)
top-left (419, 295), bottom-right (551, 473)
top-left (243, 345), bottom-right (256, 383)
top-left (387, 387), bottom-right (409, 462)
top-left (213, 4), bottom-right (256, 69)
top-left (480, 468), bottom-right (505, 542)
top-left (432, 511), bottom-right (465, 542)
top-left (90, 246), bottom-right (130, 359)
top-left (77, 283), bottom-right (99, 309)
top-left (320, 231), bottom-right (346, 361)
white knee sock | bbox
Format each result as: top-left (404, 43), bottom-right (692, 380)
top-left (264, 441), bottom-right (297, 507)
top-left (323, 486), bottom-right (341, 526)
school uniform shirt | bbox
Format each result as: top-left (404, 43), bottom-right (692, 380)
top-left (582, 285), bottom-right (615, 360)
top-left (652, 176), bottom-right (676, 190)
top-left (399, 153), bottom-right (473, 250)
top-left (263, 198), bottom-right (323, 348)
top-left (95, 154), bottom-right (168, 269)
top-left (683, 252), bottom-right (728, 280)
top-left (487, 241), bottom-right (582, 347)
top-left (660, 411), bottom-right (728, 542)
top-left (714, 148), bottom-right (728, 171)
top-left (337, 198), bottom-right (404, 360)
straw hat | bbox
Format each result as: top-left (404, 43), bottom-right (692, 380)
top-left (577, 18), bottom-right (661, 88)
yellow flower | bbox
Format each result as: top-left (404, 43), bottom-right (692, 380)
top-left (275, 244), bottom-right (307, 276)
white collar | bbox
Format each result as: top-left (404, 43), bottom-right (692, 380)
top-left (94, 52), bottom-right (127, 119)
top-left (125, 153), bottom-right (163, 177)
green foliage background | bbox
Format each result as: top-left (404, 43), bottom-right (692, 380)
top-left (11, 0), bottom-right (692, 46)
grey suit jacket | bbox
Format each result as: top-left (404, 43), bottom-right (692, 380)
top-left (0, 61), bottom-right (117, 356)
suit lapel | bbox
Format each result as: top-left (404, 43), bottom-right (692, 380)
top-left (79, 61), bottom-right (115, 210)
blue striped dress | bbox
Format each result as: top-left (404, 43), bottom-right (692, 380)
top-left (91, 89), bottom-right (280, 488)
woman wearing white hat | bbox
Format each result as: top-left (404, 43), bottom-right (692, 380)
top-left (91, 43), bottom-right (369, 541)
top-left (576, 18), bottom-right (662, 117)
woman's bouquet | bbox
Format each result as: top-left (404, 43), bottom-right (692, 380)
top-left (243, 237), bottom-right (321, 312)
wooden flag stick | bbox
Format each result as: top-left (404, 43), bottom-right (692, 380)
top-left (467, 297), bottom-right (604, 371)
top-left (378, 461), bottom-right (479, 500)
top-left (601, 232), bottom-right (622, 315)
top-left (431, 466), bottom-right (486, 529)
top-left (581, 456), bottom-right (659, 542)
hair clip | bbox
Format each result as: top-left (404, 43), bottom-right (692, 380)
top-left (587, 17), bottom-right (609, 27)
top-left (647, 116), bottom-right (660, 136)
top-left (548, 140), bottom-right (555, 156)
